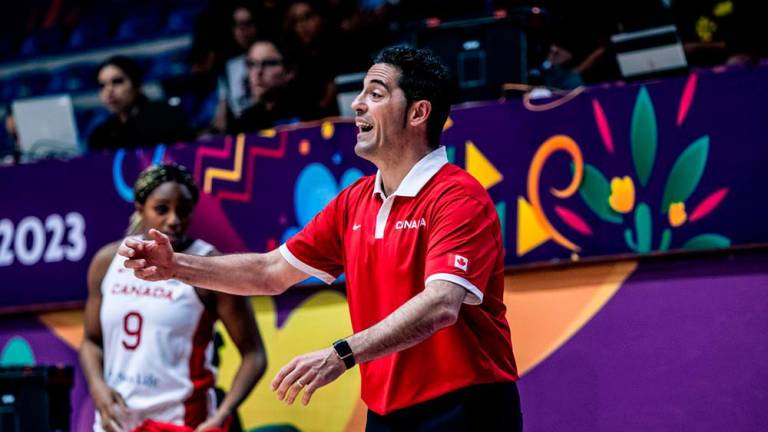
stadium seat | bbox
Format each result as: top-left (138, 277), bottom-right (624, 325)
top-left (10, 73), bottom-right (51, 99)
top-left (47, 63), bottom-right (99, 94)
top-left (114, 14), bottom-right (164, 42)
top-left (68, 18), bottom-right (112, 50)
top-left (147, 50), bottom-right (190, 80)
top-left (0, 77), bottom-right (20, 103)
top-left (19, 28), bottom-right (65, 57)
top-left (165, 6), bottom-right (204, 35)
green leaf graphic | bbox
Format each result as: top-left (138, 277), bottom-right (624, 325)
top-left (659, 228), bottom-right (672, 251)
top-left (624, 228), bottom-right (638, 252)
top-left (496, 201), bottom-right (506, 248)
top-left (683, 234), bottom-right (731, 250)
top-left (634, 202), bottom-right (652, 253)
top-left (577, 163), bottom-right (622, 224)
top-left (661, 135), bottom-right (709, 214)
top-left (631, 87), bottom-right (658, 187)
top-left (446, 146), bottom-right (456, 164)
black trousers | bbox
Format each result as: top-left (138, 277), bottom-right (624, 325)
top-left (366, 381), bottom-right (522, 432)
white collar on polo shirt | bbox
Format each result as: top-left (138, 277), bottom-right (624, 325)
top-left (372, 146), bottom-right (448, 199)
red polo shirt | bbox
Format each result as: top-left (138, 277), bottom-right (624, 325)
top-left (280, 146), bottom-right (518, 414)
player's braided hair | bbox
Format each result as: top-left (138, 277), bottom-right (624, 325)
top-left (127, 163), bottom-right (199, 235)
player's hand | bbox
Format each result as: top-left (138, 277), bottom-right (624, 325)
top-left (119, 229), bottom-right (176, 281)
top-left (92, 382), bottom-right (128, 432)
top-left (272, 347), bottom-right (346, 406)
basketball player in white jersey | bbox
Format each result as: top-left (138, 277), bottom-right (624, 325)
top-left (80, 164), bottom-right (266, 432)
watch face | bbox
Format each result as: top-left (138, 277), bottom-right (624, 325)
top-left (334, 339), bottom-right (352, 356)
top-left (334, 340), bottom-right (355, 368)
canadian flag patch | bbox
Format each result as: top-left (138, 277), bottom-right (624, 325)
top-left (451, 254), bottom-right (469, 272)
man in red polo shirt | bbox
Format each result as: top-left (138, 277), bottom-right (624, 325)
top-left (120, 45), bottom-right (521, 431)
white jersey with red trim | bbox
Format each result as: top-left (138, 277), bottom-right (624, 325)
top-left (95, 238), bottom-right (217, 431)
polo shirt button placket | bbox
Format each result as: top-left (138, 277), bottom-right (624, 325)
top-left (375, 195), bottom-right (396, 239)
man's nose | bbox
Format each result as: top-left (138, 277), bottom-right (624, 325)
top-left (351, 93), bottom-right (366, 114)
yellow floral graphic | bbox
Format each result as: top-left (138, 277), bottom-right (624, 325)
top-left (713, 1), bottom-right (733, 17)
top-left (609, 176), bottom-right (635, 214)
top-left (696, 16), bottom-right (717, 43)
top-left (669, 202), bottom-right (687, 227)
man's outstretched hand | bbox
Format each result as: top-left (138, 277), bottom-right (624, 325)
top-left (118, 229), bottom-right (176, 281)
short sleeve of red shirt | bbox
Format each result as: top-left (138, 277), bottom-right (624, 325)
top-left (280, 192), bottom-right (346, 284)
top-left (424, 193), bottom-right (501, 305)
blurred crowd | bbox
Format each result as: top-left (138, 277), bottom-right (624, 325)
top-left (1, 0), bottom-right (765, 163)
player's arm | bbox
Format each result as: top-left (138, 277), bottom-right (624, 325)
top-left (79, 242), bottom-right (128, 432)
top-left (119, 229), bottom-right (308, 295)
top-left (196, 290), bottom-right (267, 431)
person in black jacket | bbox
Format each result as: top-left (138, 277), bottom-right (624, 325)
top-left (88, 56), bottom-right (192, 152)
top-left (228, 39), bottom-right (315, 134)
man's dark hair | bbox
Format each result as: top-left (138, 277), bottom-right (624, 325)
top-left (373, 45), bottom-right (452, 147)
top-left (97, 55), bottom-right (144, 88)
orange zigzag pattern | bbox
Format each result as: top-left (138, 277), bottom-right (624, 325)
top-left (194, 131), bottom-right (288, 203)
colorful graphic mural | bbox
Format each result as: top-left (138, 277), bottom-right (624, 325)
top-left (3, 64), bottom-right (768, 311)
top-left (517, 79), bottom-right (730, 257)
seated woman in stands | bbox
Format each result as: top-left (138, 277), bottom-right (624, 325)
top-left (88, 56), bottom-right (193, 151)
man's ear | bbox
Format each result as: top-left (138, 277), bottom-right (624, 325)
top-left (135, 202), bottom-right (144, 215)
top-left (408, 100), bottom-right (432, 128)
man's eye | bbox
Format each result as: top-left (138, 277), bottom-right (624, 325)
top-left (154, 205), bottom-right (168, 214)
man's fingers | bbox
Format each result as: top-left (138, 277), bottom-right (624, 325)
top-left (148, 228), bottom-right (171, 246)
top-left (302, 378), bottom-right (323, 406)
top-left (123, 259), bottom-right (146, 269)
top-left (117, 244), bottom-right (134, 258)
top-left (135, 266), bottom-right (159, 280)
top-left (276, 366), bottom-right (305, 401)
top-left (117, 239), bottom-right (142, 258)
top-left (283, 369), bottom-right (317, 405)
top-left (121, 238), bottom-right (144, 253)
top-left (283, 379), bottom-right (305, 405)
top-left (271, 359), bottom-right (298, 391)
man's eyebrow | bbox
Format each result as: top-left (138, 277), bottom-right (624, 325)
top-left (369, 78), bottom-right (390, 91)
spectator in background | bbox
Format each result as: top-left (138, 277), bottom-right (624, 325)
top-left (212, 3), bottom-right (267, 132)
top-left (228, 39), bottom-right (314, 133)
top-left (283, 0), bottom-right (342, 118)
top-left (88, 56), bottom-right (192, 151)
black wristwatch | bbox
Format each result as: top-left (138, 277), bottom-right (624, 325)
top-left (332, 339), bottom-right (356, 369)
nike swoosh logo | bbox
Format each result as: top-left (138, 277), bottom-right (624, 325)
top-left (353, 224), bottom-right (362, 231)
